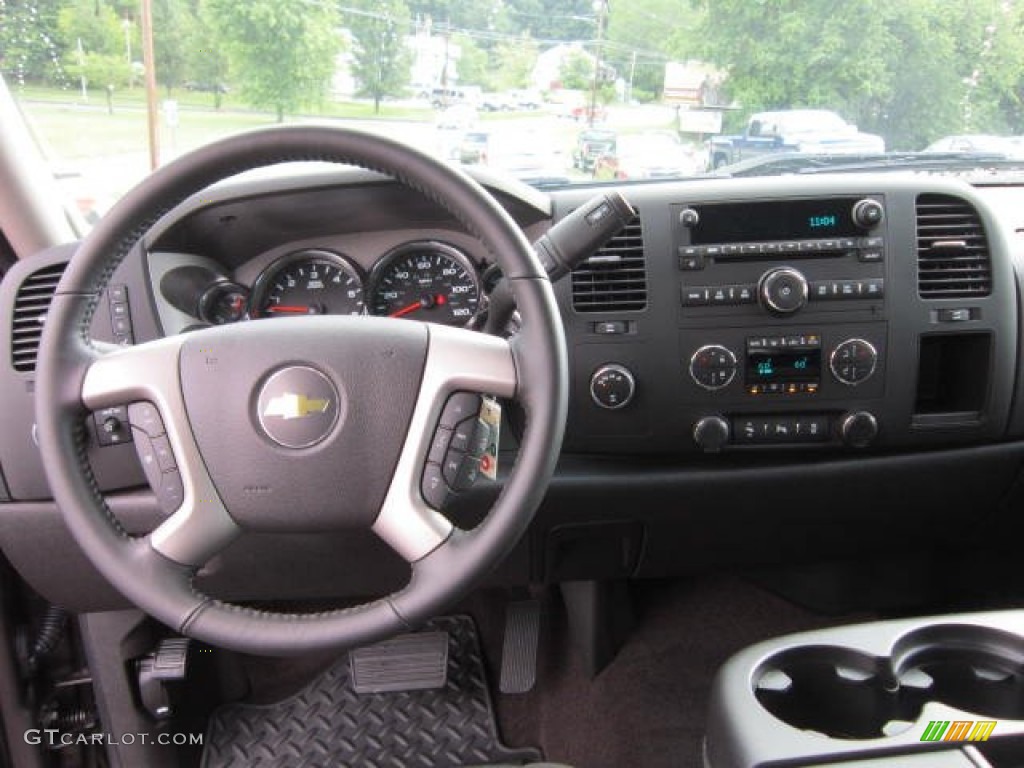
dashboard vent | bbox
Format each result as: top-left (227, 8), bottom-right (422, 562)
top-left (916, 194), bottom-right (991, 299)
top-left (11, 262), bottom-right (66, 372)
top-left (571, 215), bottom-right (647, 312)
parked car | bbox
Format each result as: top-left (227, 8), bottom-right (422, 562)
top-left (571, 128), bottom-right (617, 172)
top-left (593, 132), bottom-right (701, 179)
top-left (924, 134), bottom-right (1024, 157)
top-left (479, 93), bottom-right (515, 112)
top-left (708, 109), bottom-right (885, 169)
top-left (458, 131), bottom-right (490, 164)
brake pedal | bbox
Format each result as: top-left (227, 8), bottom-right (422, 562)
top-left (349, 631), bottom-right (448, 694)
top-left (499, 599), bottom-right (541, 694)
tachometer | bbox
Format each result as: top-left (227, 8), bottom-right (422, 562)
top-left (370, 242), bottom-right (481, 327)
top-left (252, 250), bottom-right (364, 318)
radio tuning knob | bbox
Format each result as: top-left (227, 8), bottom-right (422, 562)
top-left (840, 411), bottom-right (878, 448)
top-left (694, 415), bottom-right (730, 453)
top-left (758, 267), bottom-right (808, 315)
top-left (679, 207), bottom-right (700, 227)
top-left (852, 199), bottom-right (885, 229)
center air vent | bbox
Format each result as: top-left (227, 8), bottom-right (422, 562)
top-left (571, 215), bottom-right (647, 312)
top-left (11, 262), bottom-right (67, 372)
top-left (916, 194), bottom-right (991, 299)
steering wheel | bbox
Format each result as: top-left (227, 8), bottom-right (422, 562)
top-left (35, 126), bottom-right (567, 655)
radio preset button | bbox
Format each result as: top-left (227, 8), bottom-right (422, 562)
top-left (681, 286), bottom-right (710, 306)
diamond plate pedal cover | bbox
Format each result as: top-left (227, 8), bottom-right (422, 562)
top-left (350, 630), bottom-right (448, 694)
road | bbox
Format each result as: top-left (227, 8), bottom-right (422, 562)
top-left (20, 99), bottom-right (676, 221)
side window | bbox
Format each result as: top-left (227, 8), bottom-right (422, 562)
top-left (749, 120), bottom-right (763, 137)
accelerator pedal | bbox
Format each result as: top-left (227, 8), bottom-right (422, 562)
top-left (500, 599), bottom-right (541, 694)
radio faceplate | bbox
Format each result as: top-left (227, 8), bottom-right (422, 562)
top-left (673, 196), bottom-right (887, 321)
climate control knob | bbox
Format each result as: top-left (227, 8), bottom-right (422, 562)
top-left (694, 416), bottom-right (730, 453)
top-left (840, 411), bottom-right (878, 448)
top-left (830, 338), bottom-right (878, 386)
top-left (759, 267), bottom-right (808, 315)
top-left (590, 364), bottom-right (636, 409)
top-left (689, 345), bottom-right (737, 391)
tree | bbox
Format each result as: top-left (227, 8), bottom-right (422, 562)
top-left (57, 0), bottom-right (124, 57)
top-left (205, 0), bottom-right (341, 122)
top-left (152, 0), bottom-right (196, 95)
top-left (453, 33), bottom-right (488, 87)
top-left (559, 49), bottom-right (593, 90)
top-left (65, 51), bottom-right (131, 111)
top-left (678, 0), bottom-right (1024, 150)
top-left (345, 0), bottom-right (412, 114)
top-left (487, 35), bottom-right (538, 90)
top-left (191, 1), bottom-right (231, 109)
top-left (0, 0), bottom-right (65, 85)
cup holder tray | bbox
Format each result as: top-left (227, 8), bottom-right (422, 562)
top-left (706, 611), bottom-right (1024, 768)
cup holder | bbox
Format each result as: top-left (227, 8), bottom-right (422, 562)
top-left (754, 625), bottom-right (1024, 741)
top-left (894, 624), bottom-right (1024, 721)
top-left (754, 646), bottom-right (916, 740)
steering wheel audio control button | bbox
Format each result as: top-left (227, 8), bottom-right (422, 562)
top-left (151, 436), bottom-right (177, 472)
top-left (421, 463), bottom-right (451, 510)
top-left (440, 392), bottom-right (482, 429)
top-left (128, 401), bottom-right (165, 438)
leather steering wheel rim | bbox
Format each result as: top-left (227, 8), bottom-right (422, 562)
top-left (35, 125), bottom-right (568, 655)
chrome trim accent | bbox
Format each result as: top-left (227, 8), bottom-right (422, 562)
top-left (81, 337), bottom-right (240, 566)
top-left (688, 344), bottom-right (737, 392)
top-left (589, 364), bottom-right (636, 410)
top-left (829, 337), bottom-right (878, 386)
top-left (372, 324), bottom-right (517, 562)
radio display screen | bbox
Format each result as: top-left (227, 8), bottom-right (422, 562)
top-left (746, 349), bottom-right (821, 382)
top-left (690, 198), bottom-right (863, 244)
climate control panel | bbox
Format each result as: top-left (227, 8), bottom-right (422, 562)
top-left (685, 331), bottom-right (881, 396)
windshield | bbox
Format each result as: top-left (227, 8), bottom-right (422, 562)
top-left (3, 0), bottom-right (1024, 222)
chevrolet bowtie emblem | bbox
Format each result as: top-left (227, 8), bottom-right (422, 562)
top-left (262, 393), bottom-right (330, 420)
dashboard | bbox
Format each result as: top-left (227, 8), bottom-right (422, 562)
top-left (3, 165), bottom-right (1024, 608)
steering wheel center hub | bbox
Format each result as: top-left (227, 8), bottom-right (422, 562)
top-left (256, 366), bottom-right (341, 449)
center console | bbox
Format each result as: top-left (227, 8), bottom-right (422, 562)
top-left (675, 195), bottom-right (888, 451)
top-left (558, 178), bottom-right (1017, 456)
top-left (705, 611), bottom-right (1024, 768)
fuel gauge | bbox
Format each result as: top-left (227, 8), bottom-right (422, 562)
top-left (198, 281), bottom-right (250, 325)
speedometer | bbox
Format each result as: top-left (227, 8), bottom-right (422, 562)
top-left (369, 242), bottom-right (481, 327)
top-left (251, 250), bottom-right (364, 318)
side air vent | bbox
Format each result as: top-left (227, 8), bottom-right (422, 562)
top-left (11, 262), bottom-right (66, 372)
top-left (916, 194), bottom-right (991, 299)
top-left (571, 215), bottom-right (647, 312)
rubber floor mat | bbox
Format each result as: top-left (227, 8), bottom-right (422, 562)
top-left (202, 615), bottom-right (540, 768)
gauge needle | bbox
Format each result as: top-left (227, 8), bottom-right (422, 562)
top-left (268, 305), bottom-right (313, 314)
top-left (389, 295), bottom-right (447, 318)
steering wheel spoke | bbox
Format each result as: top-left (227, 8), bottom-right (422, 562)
top-left (81, 337), bottom-right (240, 567)
top-left (373, 324), bottom-right (517, 562)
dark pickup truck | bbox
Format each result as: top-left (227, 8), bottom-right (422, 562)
top-left (708, 109), bottom-right (885, 169)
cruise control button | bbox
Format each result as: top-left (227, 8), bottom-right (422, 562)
top-left (452, 455), bottom-right (481, 491)
top-left (440, 392), bottom-right (481, 429)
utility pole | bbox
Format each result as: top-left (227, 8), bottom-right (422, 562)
top-left (588, 0), bottom-right (608, 128)
top-left (141, 0), bottom-right (160, 170)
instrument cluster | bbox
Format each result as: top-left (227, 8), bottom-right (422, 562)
top-left (199, 241), bottom-right (484, 328)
